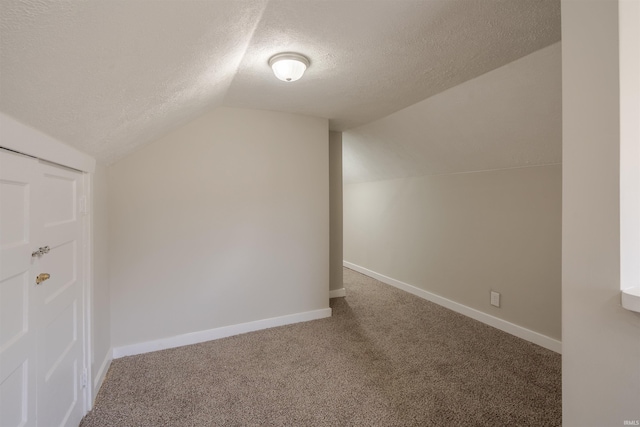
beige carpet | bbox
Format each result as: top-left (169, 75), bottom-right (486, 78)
top-left (81, 268), bottom-right (561, 426)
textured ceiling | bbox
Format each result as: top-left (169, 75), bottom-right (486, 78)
top-left (0, 0), bottom-right (560, 164)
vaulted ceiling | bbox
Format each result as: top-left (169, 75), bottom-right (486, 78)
top-left (0, 0), bottom-right (560, 165)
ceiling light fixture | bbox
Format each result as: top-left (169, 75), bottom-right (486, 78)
top-left (268, 52), bottom-right (310, 82)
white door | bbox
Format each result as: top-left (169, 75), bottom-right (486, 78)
top-left (0, 149), bottom-right (85, 427)
top-left (34, 160), bottom-right (85, 427)
top-left (0, 150), bottom-right (38, 427)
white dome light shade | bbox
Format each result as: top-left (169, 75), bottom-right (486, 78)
top-left (269, 53), bottom-right (310, 82)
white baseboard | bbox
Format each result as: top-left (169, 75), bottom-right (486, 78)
top-left (112, 308), bottom-right (332, 358)
top-left (343, 261), bottom-right (562, 354)
top-left (92, 351), bottom-right (112, 405)
top-left (330, 288), bottom-right (346, 298)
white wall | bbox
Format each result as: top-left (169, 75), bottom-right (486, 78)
top-left (342, 44), bottom-right (562, 343)
top-left (0, 112), bottom-right (95, 173)
top-left (344, 165), bottom-right (561, 340)
top-left (562, 0), bottom-right (640, 425)
top-left (90, 164), bottom-right (111, 400)
top-left (108, 107), bottom-right (329, 349)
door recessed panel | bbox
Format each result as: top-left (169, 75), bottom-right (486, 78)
top-left (0, 360), bottom-right (28, 427)
top-left (0, 181), bottom-right (28, 249)
top-left (41, 300), bottom-right (79, 427)
top-left (43, 357), bottom-right (78, 427)
top-left (0, 272), bottom-right (28, 351)
top-left (42, 301), bottom-right (77, 381)
top-left (42, 173), bottom-right (76, 226)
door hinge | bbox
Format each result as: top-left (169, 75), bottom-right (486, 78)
top-left (79, 196), bottom-right (89, 215)
top-left (82, 368), bottom-right (87, 389)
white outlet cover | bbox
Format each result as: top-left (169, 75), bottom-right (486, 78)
top-left (491, 291), bottom-right (500, 307)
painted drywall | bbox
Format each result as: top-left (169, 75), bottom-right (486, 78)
top-left (90, 164), bottom-right (110, 400)
top-left (342, 43), bottom-right (562, 341)
top-left (344, 165), bottom-right (561, 340)
top-left (343, 42), bottom-right (562, 184)
top-left (0, 112), bottom-right (95, 173)
top-left (329, 131), bottom-right (343, 292)
top-left (108, 107), bottom-right (329, 349)
top-left (562, 0), bottom-right (640, 425)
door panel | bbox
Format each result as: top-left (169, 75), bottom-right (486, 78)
top-left (0, 272), bottom-right (28, 351)
top-left (40, 301), bottom-right (78, 426)
top-left (42, 301), bottom-right (76, 381)
top-left (35, 161), bottom-right (84, 427)
top-left (0, 150), bottom-right (37, 427)
top-left (0, 180), bottom-right (28, 246)
top-left (0, 360), bottom-right (29, 427)
top-left (42, 172), bottom-right (76, 227)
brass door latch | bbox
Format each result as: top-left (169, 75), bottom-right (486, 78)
top-left (36, 273), bottom-right (50, 285)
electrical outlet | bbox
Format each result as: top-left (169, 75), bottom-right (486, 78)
top-left (490, 291), bottom-right (500, 307)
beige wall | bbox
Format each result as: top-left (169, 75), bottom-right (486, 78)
top-left (562, 0), bottom-right (640, 425)
top-left (344, 165), bottom-right (562, 339)
top-left (342, 42), bottom-right (562, 342)
top-left (90, 164), bottom-right (110, 398)
top-left (108, 107), bottom-right (329, 348)
top-left (329, 131), bottom-right (343, 292)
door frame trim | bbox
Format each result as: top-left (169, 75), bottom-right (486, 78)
top-left (82, 172), bottom-right (94, 412)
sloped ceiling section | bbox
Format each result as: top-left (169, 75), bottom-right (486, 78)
top-left (0, 0), bottom-right (268, 164)
top-left (343, 43), bottom-right (562, 184)
top-left (0, 0), bottom-right (560, 165)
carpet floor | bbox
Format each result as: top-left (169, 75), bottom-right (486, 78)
top-left (81, 268), bottom-right (561, 426)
